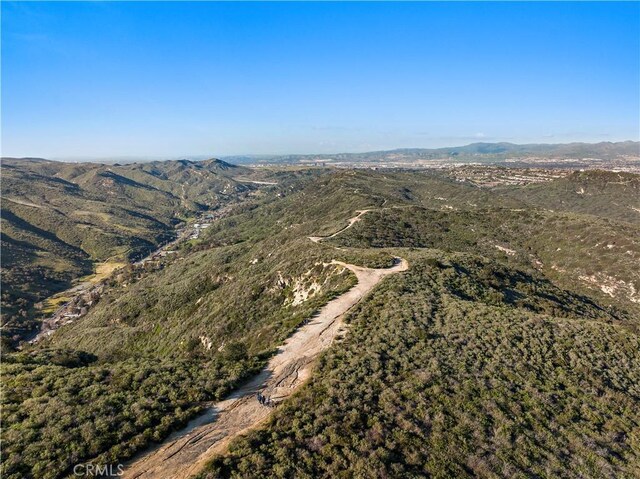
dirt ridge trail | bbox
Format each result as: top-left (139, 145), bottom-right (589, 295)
top-left (308, 205), bottom-right (416, 244)
top-left (121, 257), bottom-right (409, 479)
top-left (308, 209), bottom-right (373, 243)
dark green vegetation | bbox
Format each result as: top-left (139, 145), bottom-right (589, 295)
top-left (1, 157), bottom-right (288, 344)
top-left (204, 254), bottom-right (640, 479)
top-left (330, 207), bottom-right (640, 317)
top-left (2, 165), bottom-right (639, 478)
top-left (497, 170), bottom-right (640, 224)
top-left (3, 351), bottom-right (247, 478)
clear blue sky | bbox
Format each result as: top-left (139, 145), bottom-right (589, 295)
top-left (2, 1), bottom-right (639, 159)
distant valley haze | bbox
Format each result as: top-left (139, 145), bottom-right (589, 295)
top-left (4, 141), bottom-right (639, 166)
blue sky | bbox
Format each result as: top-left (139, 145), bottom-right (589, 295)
top-left (2, 1), bottom-right (639, 159)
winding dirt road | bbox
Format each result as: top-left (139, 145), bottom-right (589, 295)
top-left (308, 209), bottom-right (372, 243)
top-left (308, 205), bottom-right (417, 245)
top-left (122, 257), bottom-right (408, 479)
top-left (122, 207), bottom-right (408, 479)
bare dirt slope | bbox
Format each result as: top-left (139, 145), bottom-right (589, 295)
top-left (122, 258), bottom-right (408, 479)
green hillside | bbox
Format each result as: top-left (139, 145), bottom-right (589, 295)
top-left (204, 254), bottom-right (640, 479)
top-left (499, 170), bottom-right (640, 224)
top-left (329, 205), bottom-right (640, 316)
top-left (0, 157), bottom-right (278, 344)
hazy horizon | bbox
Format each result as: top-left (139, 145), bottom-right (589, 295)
top-left (0, 138), bottom-right (635, 164)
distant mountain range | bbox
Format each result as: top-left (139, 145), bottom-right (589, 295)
top-left (7, 141), bottom-right (638, 167)
top-left (224, 141), bottom-right (640, 165)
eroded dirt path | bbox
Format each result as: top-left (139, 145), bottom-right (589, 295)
top-left (122, 257), bottom-right (408, 479)
top-left (308, 209), bottom-right (372, 243)
top-left (308, 205), bottom-right (417, 244)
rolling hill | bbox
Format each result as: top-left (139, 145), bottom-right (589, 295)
top-left (0, 157), bottom-right (280, 344)
top-left (1, 165), bottom-right (639, 479)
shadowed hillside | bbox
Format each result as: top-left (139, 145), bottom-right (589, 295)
top-left (0, 157), bottom-right (281, 344)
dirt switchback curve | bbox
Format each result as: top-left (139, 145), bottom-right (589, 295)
top-left (122, 208), bottom-right (408, 478)
top-left (308, 205), bottom-right (415, 244)
top-left (308, 209), bottom-right (372, 243)
top-left (122, 256), bottom-right (408, 479)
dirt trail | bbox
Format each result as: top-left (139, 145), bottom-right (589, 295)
top-left (2, 196), bottom-right (43, 208)
top-left (122, 257), bottom-right (408, 479)
top-left (308, 205), bottom-right (417, 244)
top-left (308, 209), bottom-right (372, 243)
